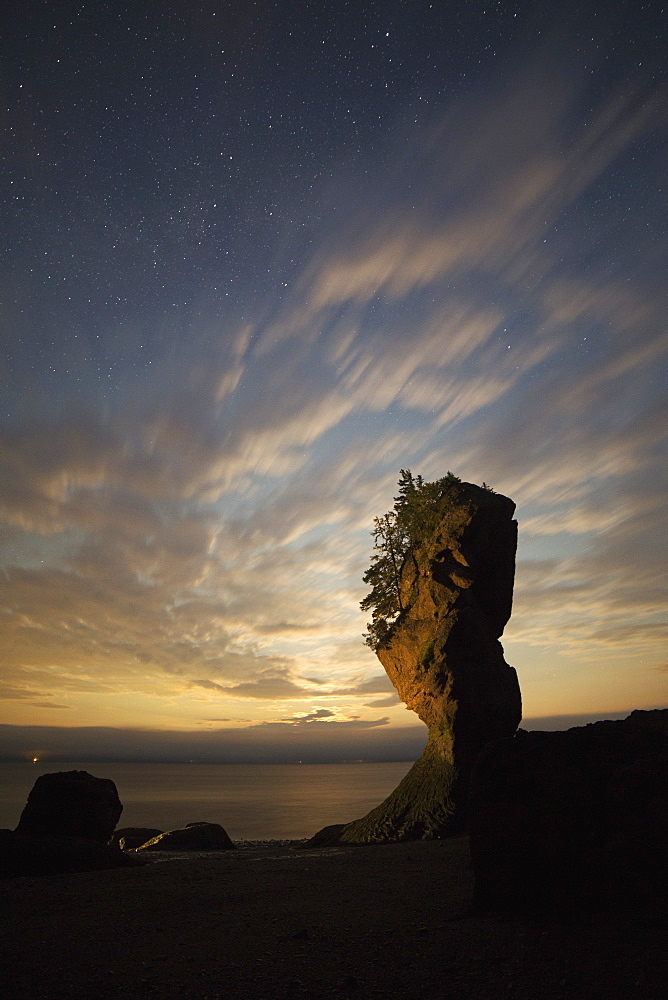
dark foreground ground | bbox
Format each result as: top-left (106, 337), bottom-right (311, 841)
top-left (1, 836), bottom-right (665, 1000)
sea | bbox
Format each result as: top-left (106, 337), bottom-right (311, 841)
top-left (0, 761), bottom-right (413, 841)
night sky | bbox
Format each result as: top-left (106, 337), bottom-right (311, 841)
top-left (1, 1), bottom-right (666, 762)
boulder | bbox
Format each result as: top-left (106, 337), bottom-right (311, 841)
top-left (1, 769), bottom-right (146, 876)
top-left (16, 770), bottom-right (123, 843)
top-left (468, 709), bottom-right (668, 913)
top-left (109, 827), bottom-right (163, 850)
top-left (136, 822), bottom-right (235, 851)
top-left (312, 482), bottom-right (521, 844)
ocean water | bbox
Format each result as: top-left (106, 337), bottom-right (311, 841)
top-left (0, 760), bottom-right (414, 840)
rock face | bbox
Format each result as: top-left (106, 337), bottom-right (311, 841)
top-left (468, 709), bottom-right (668, 912)
top-left (136, 822), bottom-right (235, 851)
top-left (332, 482), bottom-right (521, 843)
top-left (16, 770), bottom-right (123, 843)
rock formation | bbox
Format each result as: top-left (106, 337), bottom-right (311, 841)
top-left (315, 481), bottom-right (522, 844)
top-left (3, 770), bottom-right (143, 876)
top-left (136, 822), bottom-right (235, 851)
top-left (110, 827), bottom-right (164, 850)
top-left (468, 709), bottom-right (668, 913)
top-left (16, 769), bottom-right (123, 842)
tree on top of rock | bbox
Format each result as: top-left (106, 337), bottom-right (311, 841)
top-left (361, 469), bottom-right (461, 650)
top-left (308, 475), bottom-right (521, 845)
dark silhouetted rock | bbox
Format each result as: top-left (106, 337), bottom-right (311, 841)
top-left (109, 827), bottom-right (163, 850)
top-left (303, 823), bottom-right (347, 848)
top-left (468, 709), bottom-right (668, 913)
top-left (1, 769), bottom-right (145, 876)
top-left (311, 482), bottom-right (521, 844)
top-left (136, 822), bottom-right (235, 851)
top-left (0, 829), bottom-right (146, 877)
top-left (16, 770), bottom-right (123, 843)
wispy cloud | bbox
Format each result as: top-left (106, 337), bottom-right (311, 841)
top-left (1, 45), bottom-right (665, 734)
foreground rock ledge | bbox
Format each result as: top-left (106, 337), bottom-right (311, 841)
top-left (312, 482), bottom-right (522, 845)
top-left (469, 709), bottom-right (668, 913)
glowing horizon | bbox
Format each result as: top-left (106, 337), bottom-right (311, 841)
top-left (1, 3), bottom-right (665, 757)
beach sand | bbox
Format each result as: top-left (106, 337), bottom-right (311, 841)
top-left (1, 836), bottom-right (665, 1000)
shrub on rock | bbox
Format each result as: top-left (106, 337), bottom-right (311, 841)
top-left (312, 476), bottom-right (521, 844)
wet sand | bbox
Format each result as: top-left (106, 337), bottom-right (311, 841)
top-left (1, 836), bottom-right (665, 999)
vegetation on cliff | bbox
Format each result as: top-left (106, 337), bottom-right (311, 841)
top-left (360, 469), bottom-right (461, 649)
top-left (309, 476), bottom-right (520, 845)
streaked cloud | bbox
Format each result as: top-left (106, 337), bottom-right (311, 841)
top-left (1, 40), bottom-right (665, 742)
